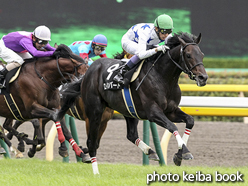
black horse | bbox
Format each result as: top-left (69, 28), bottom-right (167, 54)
top-left (57, 32), bottom-right (208, 174)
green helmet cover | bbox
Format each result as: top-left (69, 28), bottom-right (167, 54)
top-left (154, 14), bottom-right (174, 29)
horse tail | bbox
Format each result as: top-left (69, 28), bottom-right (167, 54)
top-left (57, 76), bottom-right (84, 120)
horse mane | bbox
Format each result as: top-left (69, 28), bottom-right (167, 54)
top-left (112, 51), bottom-right (125, 59)
top-left (167, 32), bottom-right (197, 49)
top-left (53, 44), bottom-right (85, 63)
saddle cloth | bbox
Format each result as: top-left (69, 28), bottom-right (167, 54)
top-left (102, 59), bottom-right (144, 90)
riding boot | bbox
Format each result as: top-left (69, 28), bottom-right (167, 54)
top-left (0, 67), bottom-right (9, 88)
top-left (113, 64), bottom-right (130, 84)
top-left (113, 55), bottom-right (140, 84)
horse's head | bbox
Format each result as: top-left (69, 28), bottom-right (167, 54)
top-left (177, 33), bottom-right (208, 86)
top-left (54, 44), bottom-right (89, 80)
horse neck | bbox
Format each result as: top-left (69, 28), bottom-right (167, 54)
top-left (154, 46), bottom-right (182, 84)
top-left (36, 58), bottom-right (72, 88)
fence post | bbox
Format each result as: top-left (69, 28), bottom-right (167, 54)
top-left (150, 122), bottom-right (165, 165)
top-left (143, 120), bottom-right (150, 165)
top-left (69, 116), bottom-right (82, 162)
top-left (63, 114), bottom-right (70, 163)
top-left (0, 139), bottom-right (10, 158)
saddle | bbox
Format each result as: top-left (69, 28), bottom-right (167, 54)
top-left (102, 59), bottom-right (144, 90)
top-left (0, 66), bottom-right (24, 121)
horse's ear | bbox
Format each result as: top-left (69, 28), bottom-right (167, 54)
top-left (54, 43), bottom-right (58, 49)
top-left (195, 33), bottom-right (202, 44)
top-left (178, 36), bottom-right (186, 46)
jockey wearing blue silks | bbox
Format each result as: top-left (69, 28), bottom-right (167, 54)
top-left (68, 34), bottom-right (108, 66)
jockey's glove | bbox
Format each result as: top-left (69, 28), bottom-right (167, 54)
top-left (156, 45), bottom-right (170, 53)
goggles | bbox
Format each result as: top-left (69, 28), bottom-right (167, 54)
top-left (159, 29), bottom-right (172, 35)
top-left (94, 45), bottom-right (106, 51)
top-left (36, 38), bottom-right (48, 45)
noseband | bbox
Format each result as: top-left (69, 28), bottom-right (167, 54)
top-left (168, 43), bottom-right (204, 80)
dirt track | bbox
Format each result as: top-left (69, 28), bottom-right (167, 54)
top-left (3, 118), bottom-right (248, 167)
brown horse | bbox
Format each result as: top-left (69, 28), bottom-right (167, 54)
top-left (0, 44), bottom-right (89, 160)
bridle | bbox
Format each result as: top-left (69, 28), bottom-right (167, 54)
top-left (136, 42), bottom-right (204, 90)
top-left (35, 56), bottom-right (84, 90)
top-left (167, 43), bottom-right (204, 80)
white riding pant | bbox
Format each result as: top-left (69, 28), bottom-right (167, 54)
top-left (0, 38), bottom-right (32, 66)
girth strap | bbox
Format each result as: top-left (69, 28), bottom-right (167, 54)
top-left (69, 105), bottom-right (83, 120)
top-left (4, 94), bottom-right (25, 121)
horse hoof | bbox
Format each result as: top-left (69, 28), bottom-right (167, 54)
top-left (79, 146), bottom-right (89, 154)
top-left (173, 153), bottom-right (182, 166)
top-left (36, 144), bottom-right (46, 151)
top-left (148, 149), bottom-right (160, 161)
top-left (16, 153), bottom-right (24, 159)
top-left (81, 153), bottom-right (91, 163)
top-left (182, 152), bottom-right (193, 160)
top-left (59, 148), bottom-right (69, 158)
top-left (28, 149), bottom-right (35, 158)
top-left (181, 144), bottom-right (193, 160)
top-left (17, 144), bottom-right (25, 152)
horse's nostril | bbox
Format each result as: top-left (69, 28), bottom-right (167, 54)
top-left (197, 75), bottom-right (208, 83)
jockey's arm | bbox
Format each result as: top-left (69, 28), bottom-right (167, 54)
top-left (20, 38), bottom-right (54, 57)
top-left (44, 43), bottom-right (56, 51)
top-left (136, 32), bottom-right (156, 60)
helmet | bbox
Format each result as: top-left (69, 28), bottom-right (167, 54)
top-left (92, 34), bottom-right (107, 47)
top-left (33, 25), bottom-right (51, 41)
top-left (154, 14), bottom-right (174, 29)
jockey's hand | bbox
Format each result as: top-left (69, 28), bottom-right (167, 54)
top-left (156, 45), bottom-right (170, 53)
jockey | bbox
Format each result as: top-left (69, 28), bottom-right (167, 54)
top-left (68, 34), bottom-right (108, 66)
top-left (113, 14), bottom-right (173, 84)
top-left (0, 25), bottom-right (56, 86)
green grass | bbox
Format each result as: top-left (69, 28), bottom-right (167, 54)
top-left (0, 158), bottom-right (246, 186)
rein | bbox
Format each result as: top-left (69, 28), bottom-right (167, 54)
top-left (135, 53), bottom-right (163, 91)
top-left (168, 43), bottom-right (204, 80)
top-left (34, 56), bottom-right (83, 90)
top-left (34, 60), bottom-right (56, 90)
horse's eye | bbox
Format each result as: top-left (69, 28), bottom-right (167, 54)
top-left (186, 54), bottom-right (191, 58)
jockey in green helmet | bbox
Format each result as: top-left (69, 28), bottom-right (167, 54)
top-left (113, 14), bottom-right (173, 86)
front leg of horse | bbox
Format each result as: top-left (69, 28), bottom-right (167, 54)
top-left (148, 109), bottom-right (193, 166)
top-left (60, 119), bottom-right (90, 162)
top-left (168, 108), bottom-right (195, 166)
top-left (31, 105), bottom-right (69, 157)
top-left (27, 119), bottom-right (42, 158)
top-left (125, 117), bottom-right (159, 161)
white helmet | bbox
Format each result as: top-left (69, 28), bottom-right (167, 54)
top-left (33, 25), bottom-right (51, 41)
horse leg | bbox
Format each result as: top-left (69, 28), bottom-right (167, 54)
top-left (143, 104), bottom-right (193, 166)
top-left (36, 118), bottom-right (49, 151)
top-left (4, 118), bottom-right (34, 149)
top-left (0, 125), bottom-right (23, 158)
top-left (86, 105), bottom-right (105, 174)
top-left (6, 120), bottom-right (23, 140)
top-left (59, 118), bottom-right (90, 162)
top-left (27, 119), bottom-right (41, 158)
top-left (167, 107), bottom-right (195, 166)
top-left (125, 117), bottom-right (159, 161)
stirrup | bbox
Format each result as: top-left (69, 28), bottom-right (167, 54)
top-left (113, 74), bottom-right (124, 84)
top-left (0, 80), bottom-right (6, 89)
